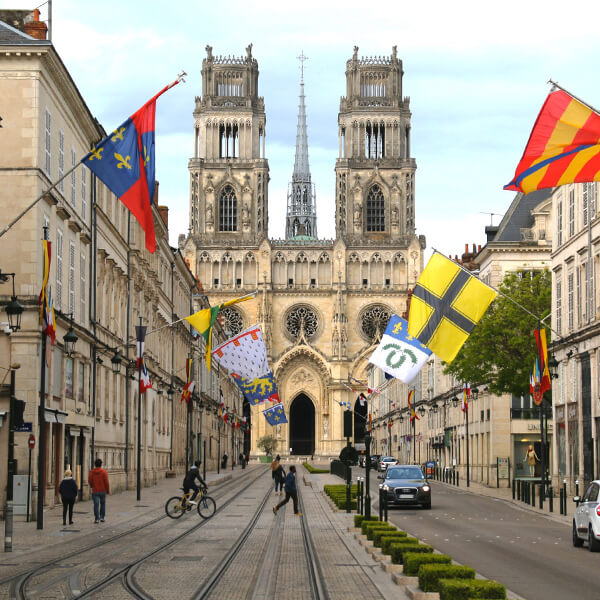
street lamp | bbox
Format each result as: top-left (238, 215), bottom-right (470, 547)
top-left (63, 314), bottom-right (78, 357)
top-left (431, 402), bottom-right (438, 414)
top-left (110, 350), bottom-right (122, 374)
top-left (418, 405), bottom-right (426, 418)
top-left (452, 396), bottom-right (459, 408)
top-left (3, 273), bottom-right (24, 332)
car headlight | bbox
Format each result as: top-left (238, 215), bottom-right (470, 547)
top-left (421, 485), bottom-right (430, 493)
top-left (382, 484), bottom-right (390, 491)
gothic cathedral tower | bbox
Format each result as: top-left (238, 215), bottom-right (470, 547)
top-left (189, 44), bottom-right (269, 247)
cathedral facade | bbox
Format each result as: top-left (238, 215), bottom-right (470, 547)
top-left (180, 45), bottom-right (425, 457)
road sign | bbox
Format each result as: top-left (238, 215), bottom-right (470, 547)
top-left (28, 434), bottom-right (35, 449)
top-left (425, 461), bottom-right (435, 476)
top-left (14, 422), bottom-right (32, 432)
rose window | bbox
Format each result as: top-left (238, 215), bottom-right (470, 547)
top-left (221, 306), bottom-right (244, 336)
top-left (360, 305), bottom-right (391, 341)
top-left (285, 305), bottom-right (318, 340)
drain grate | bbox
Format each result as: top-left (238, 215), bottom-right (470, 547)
top-left (171, 556), bottom-right (203, 562)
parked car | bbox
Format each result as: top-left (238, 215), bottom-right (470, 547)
top-left (378, 465), bottom-right (431, 509)
top-left (378, 456), bottom-right (399, 472)
top-left (370, 455), bottom-right (380, 468)
top-left (573, 480), bottom-right (600, 551)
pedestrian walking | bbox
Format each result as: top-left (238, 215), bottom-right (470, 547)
top-left (58, 469), bottom-right (78, 526)
top-left (88, 458), bottom-right (110, 524)
top-left (221, 452), bottom-right (228, 469)
top-left (239, 452), bottom-right (246, 469)
top-left (245, 453), bottom-right (249, 465)
top-left (271, 454), bottom-right (281, 493)
top-left (273, 465), bottom-right (301, 515)
top-left (274, 462), bottom-right (285, 495)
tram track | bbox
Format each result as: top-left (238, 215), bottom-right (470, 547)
top-left (5, 467), bottom-right (266, 600)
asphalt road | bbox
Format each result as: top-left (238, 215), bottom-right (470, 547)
top-left (364, 470), bottom-right (599, 600)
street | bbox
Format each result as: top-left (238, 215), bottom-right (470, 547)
top-left (364, 468), bottom-right (599, 600)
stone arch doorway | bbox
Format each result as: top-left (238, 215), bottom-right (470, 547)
top-left (354, 396), bottom-right (367, 443)
top-left (289, 393), bottom-right (315, 455)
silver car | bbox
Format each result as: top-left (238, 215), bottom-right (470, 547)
top-left (573, 480), bottom-right (600, 551)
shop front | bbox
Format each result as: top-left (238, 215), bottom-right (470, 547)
top-left (512, 419), bottom-right (553, 480)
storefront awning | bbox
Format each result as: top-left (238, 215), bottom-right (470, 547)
top-left (44, 408), bottom-right (68, 424)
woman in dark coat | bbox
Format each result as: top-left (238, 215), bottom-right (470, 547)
top-left (58, 469), bottom-right (78, 525)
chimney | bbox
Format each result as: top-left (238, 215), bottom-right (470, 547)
top-left (24, 9), bottom-right (47, 40)
top-left (158, 206), bottom-right (169, 228)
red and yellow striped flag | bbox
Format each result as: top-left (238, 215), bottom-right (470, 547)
top-left (505, 88), bottom-right (600, 193)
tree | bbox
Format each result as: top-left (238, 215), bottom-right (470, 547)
top-left (444, 269), bottom-right (551, 398)
top-left (256, 434), bottom-right (277, 457)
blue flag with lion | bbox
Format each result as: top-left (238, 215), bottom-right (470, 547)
top-left (232, 371), bottom-right (280, 405)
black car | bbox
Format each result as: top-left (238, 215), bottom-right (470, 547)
top-left (378, 465), bottom-right (431, 509)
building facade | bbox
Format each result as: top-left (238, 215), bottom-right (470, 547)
top-left (180, 45), bottom-right (425, 458)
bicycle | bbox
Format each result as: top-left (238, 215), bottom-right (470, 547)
top-left (165, 486), bottom-right (216, 519)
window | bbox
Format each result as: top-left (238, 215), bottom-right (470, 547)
top-left (219, 185), bottom-right (237, 231)
top-left (80, 252), bottom-right (86, 321)
top-left (557, 198), bottom-right (563, 246)
top-left (44, 109), bottom-right (51, 176)
top-left (52, 347), bottom-right (63, 397)
top-left (366, 185), bottom-right (385, 232)
top-left (77, 362), bottom-right (85, 403)
top-left (70, 148), bottom-right (76, 207)
top-left (586, 259), bottom-right (593, 323)
top-left (56, 229), bottom-right (63, 309)
top-left (576, 267), bottom-right (581, 327)
top-left (65, 357), bottom-right (73, 397)
top-left (81, 167), bottom-right (87, 220)
top-left (584, 182), bottom-right (597, 222)
top-left (69, 241), bottom-right (75, 314)
top-left (556, 277), bottom-right (562, 334)
top-left (568, 272), bottom-right (574, 331)
top-left (58, 130), bottom-right (64, 192)
top-left (583, 183), bottom-right (589, 226)
top-left (569, 189), bottom-right (575, 237)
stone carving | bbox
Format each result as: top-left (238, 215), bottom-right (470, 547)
top-left (353, 46), bottom-right (359, 61)
top-left (290, 368), bottom-right (314, 386)
top-left (246, 43), bottom-right (253, 60)
top-left (206, 203), bottom-right (214, 225)
top-left (391, 205), bottom-right (399, 226)
top-left (206, 45), bottom-right (213, 60)
top-left (242, 202), bottom-right (250, 226)
top-left (323, 415), bottom-right (329, 439)
top-left (353, 202), bottom-right (362, 225)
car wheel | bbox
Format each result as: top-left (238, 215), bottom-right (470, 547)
top-left (422, 501), bottom-right (431, 510)
top-left (589, 526), bottom-right (600, 552)
top-left (573, 522), bottom-right (584, 547)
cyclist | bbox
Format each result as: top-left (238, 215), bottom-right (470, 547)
top-left (183, 460), bottom-right (207, 506)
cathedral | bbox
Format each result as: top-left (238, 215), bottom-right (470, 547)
top-left (180, 44), bottom-right (425, 457)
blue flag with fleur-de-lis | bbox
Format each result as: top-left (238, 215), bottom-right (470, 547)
top-left (262, 403), bottom-right (288, 426)
top-left (81, 80), bottom-right (181, 253)
top-left (368, 315), bottom-right (432, 384)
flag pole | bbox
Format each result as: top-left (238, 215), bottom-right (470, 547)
top-left (547, 79), bottom-right (600, 116)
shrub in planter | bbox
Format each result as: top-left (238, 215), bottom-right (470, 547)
top-left (381, 534), bottom-right (412, 554)
top-left (418, 564), bottom-right (475, 592)
top-left (403, 553), bottom-right (451, 576)
top-left (368, 525), bottom-right (397, 542)
top-left (362, 520), bottom-right (388, 535)
top-left (438, 579), bottom-right (506, 600)
top-left (334, 499), bottom-right (357, 510)
top-left (354, 515), bottom-right (378, 528)
top-left (373, 529), bottom-right (409, 547)
top-left (390, 543), bottom-right (432, 564)
top-left (303, 462), bottom-right (329, 474)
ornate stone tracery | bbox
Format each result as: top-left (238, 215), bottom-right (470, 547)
top-left (221, 306), bottom-right (244, 335)
top-left (285, 304), bottom-right (319, 341)
top-left (359, 303), bottom-right (392, 341)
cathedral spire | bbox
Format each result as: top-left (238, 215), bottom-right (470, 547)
top-left (286, 51), bottom-right (317, 240)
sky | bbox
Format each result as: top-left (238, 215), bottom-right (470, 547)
top-left (7, 0), bottom-right (600, 258)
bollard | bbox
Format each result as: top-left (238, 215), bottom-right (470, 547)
top-left (516, 479), bottom-right (520, 501)
top-left (539, 482), bottom-right (544, 510)
top-left (4, 501), bottom-right (12, 552)
top-left (378, 488), bottom-right (383, 521)
top-left (456, 472), bottom-right (459, 487)
top-left (512, 480), bottom-right (515, 500)
top-left (549, 487), bottom-right (553, 513)
top-left (360, 479), bottom-right (364, 515)
top-left (531, 482), bottom-right (536, 507)
top-left (563, 480), bottom-right (567, 514)
top-left (383, 487), bottom-right (388, 521)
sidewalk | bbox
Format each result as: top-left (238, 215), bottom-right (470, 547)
top-left (0, 464), bottom-right (256, 561)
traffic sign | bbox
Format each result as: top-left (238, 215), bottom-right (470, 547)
top-left (28, 434), bottom-right (35, 449)
top-left (14, 422), bottom-right (32, 432)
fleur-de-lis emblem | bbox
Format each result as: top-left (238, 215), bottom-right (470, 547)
top-left (111, 127), bottom-right (126, 142)
top-left (383, 343), bottom-right (417, 369)
top-left (143, 145), bottom-right (150, 166)
top-left (114, 153), bottom-right (132, 170)
top-left (89, 146), bottom-right (103, 161)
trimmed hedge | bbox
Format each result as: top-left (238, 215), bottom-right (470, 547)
top-left (324, 483), bottom-right (358, 510)
top-left (381, 534), bottom-right (412, 554)
top-left (403, 553), bottom-right (451, 576)
top-left (373, 529), bottom-right (409, 547)
top-left (390, 543), bottom-right (432, 564)
top-left (303, 462), bottom-right (328, 474)
top-left (418, 564), bottom-right (476, 592)
top-left (438, 579), bottom-right (506, 600)
top-left (362, 520), bottom-right (389, 535)
top-left (354, 515), bottom-right (378, 528)
top-left (367, 525), bottom-right (397, 541)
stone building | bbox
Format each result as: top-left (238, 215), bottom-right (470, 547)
top-left (550, 181), bottom-right (600, 490)
top-left (0, 10), bottom-right (239, 519)
top-left (180, 45), bottom-right (425, 458)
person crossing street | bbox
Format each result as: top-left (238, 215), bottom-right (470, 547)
top-left (273, 465), bottom-right (301, 515)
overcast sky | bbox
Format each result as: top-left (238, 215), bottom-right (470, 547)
top-left (7, 0), bottom-right (600, 258)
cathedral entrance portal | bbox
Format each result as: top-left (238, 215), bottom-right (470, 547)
top-left (289, 393), bottom-right (315, 455)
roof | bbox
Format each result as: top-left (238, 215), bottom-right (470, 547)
top-left (0, 19), bottom-right (50, 45)
top-left (491, 189), bottom-right (552, 243)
